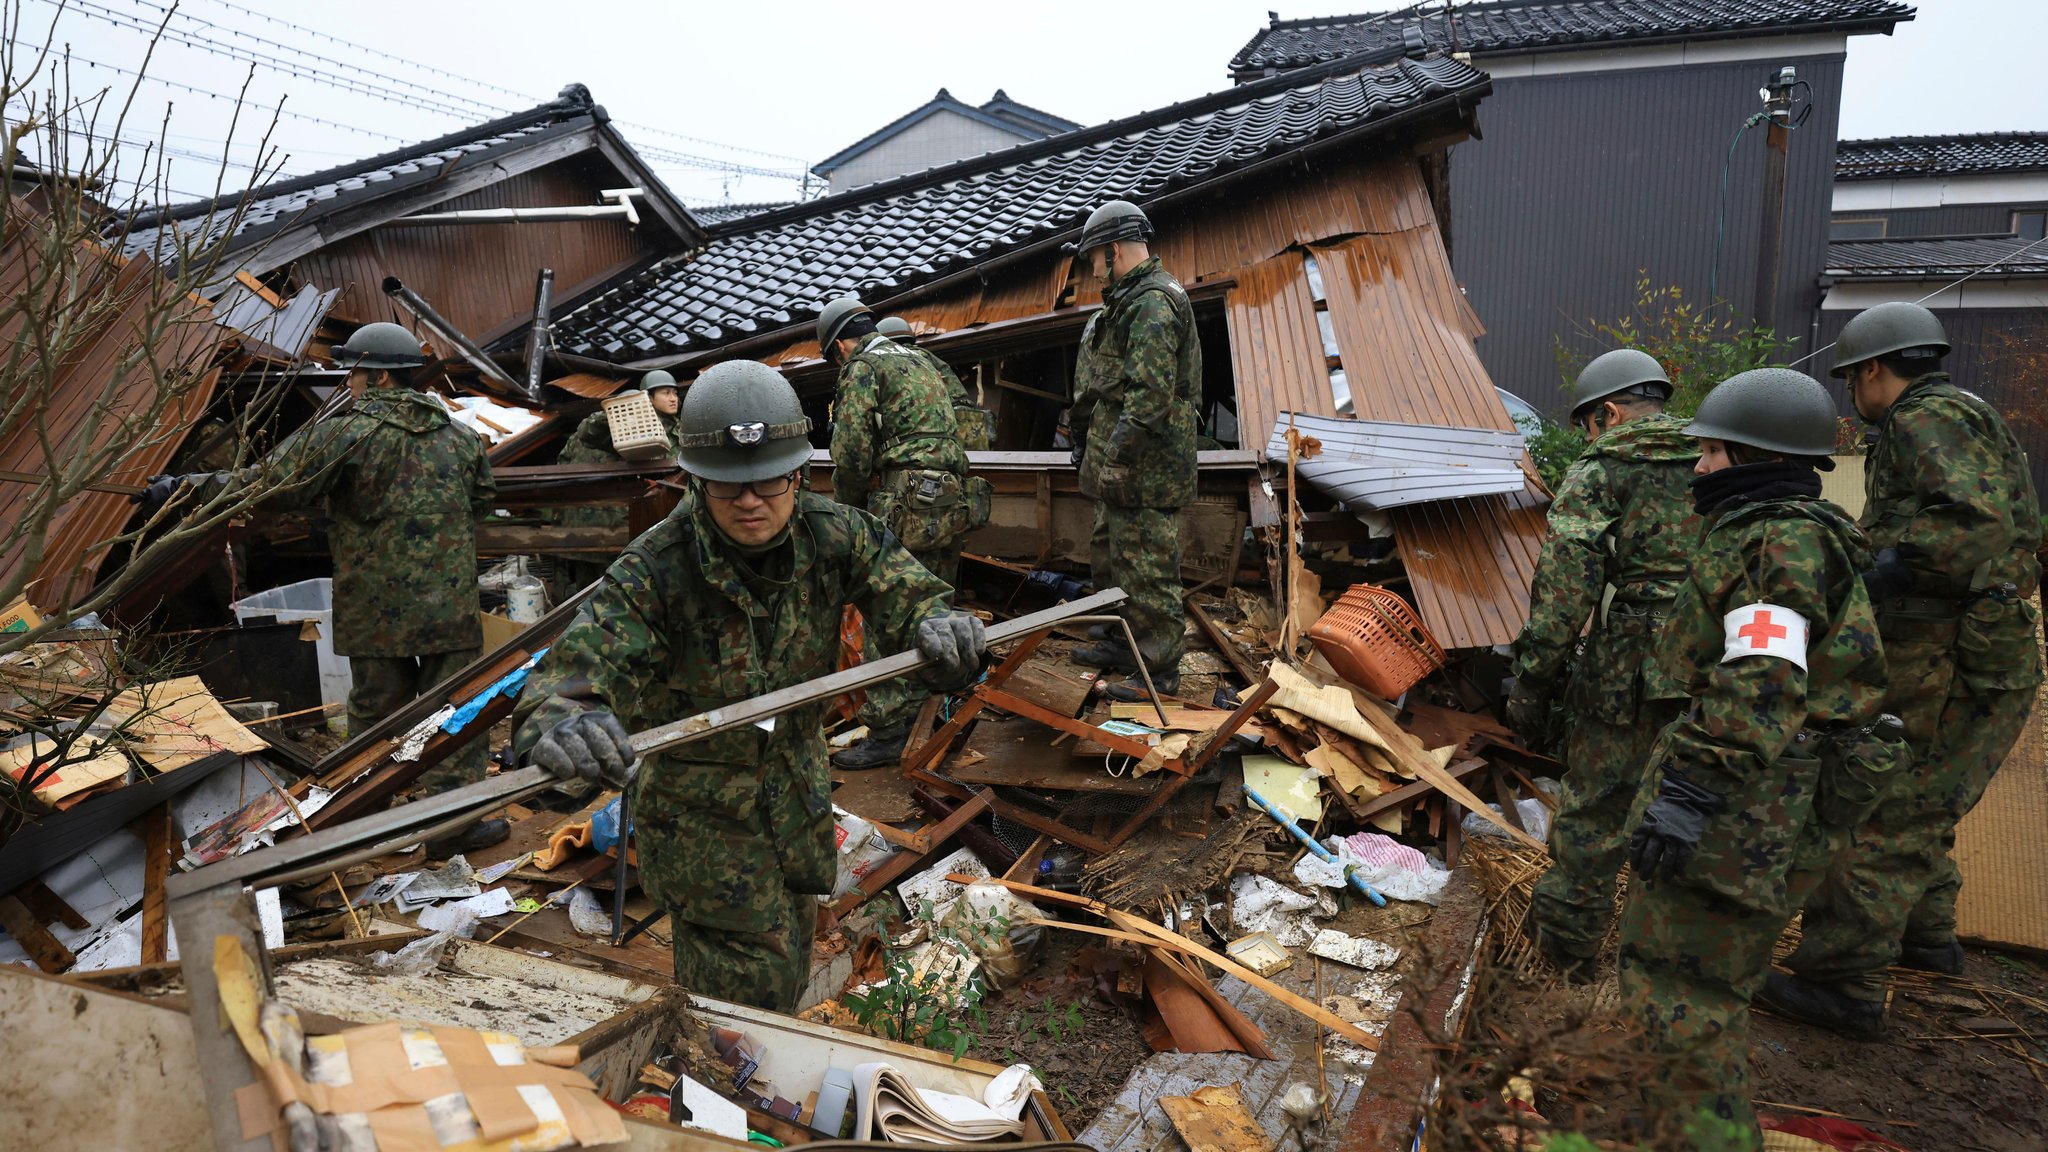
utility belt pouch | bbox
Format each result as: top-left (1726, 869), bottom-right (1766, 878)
top-left (1816, 714), bottom-right (1908, 828)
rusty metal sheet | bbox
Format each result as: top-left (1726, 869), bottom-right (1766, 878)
top-left (1389, 490), bottom-right (1545, 650)
top-left (1226, 250), bottom-right (1333, 454)
top-left (546, 371), bottom-right (629, 398)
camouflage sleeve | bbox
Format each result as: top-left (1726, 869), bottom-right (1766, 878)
top-left (1115, 291), bottom-right (1185, 435)
top-left (511, 549), bottom-right (671, 758)
top-left (1067, 320), bottom-right (1100, 444)
top-left (1887, 401), bottom-right (2021, 591)
top-left (1657, 520), bottom-right (1834, 799)
top-left (1509, 455), bottom-right (1619, 694)
top-left (468, 431), bottom-right (497, 516)
top-left (844, 507), bottom-right (956, 651)
top-left (830, 361), bottom-right (880, 511)
top-left (232, 414), bottom-right (365, 513)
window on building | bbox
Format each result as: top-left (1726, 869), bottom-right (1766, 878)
top-left (2015, 211), bottom-right (2047, 241)
top-left (1830, 218), bottom-right (1886, 241)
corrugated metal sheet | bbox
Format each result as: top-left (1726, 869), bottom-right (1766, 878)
top-left (212, 283), bottom-right (339, 361)
top-left (547, 371), bottom-right (631, 398)
top-left (1265, 414), bottom-right (1527, 509)
top-left (1850, 203), bottom-right (2039, 239)
top-left (1449, 54), bottom-right (1847, 409)
top-left (1313, 228), bottom-right (1505, 430)
top-left (1391, 490), bottom-right (1548, 650)
top-left (292, 156), bottom-right (661, 343)
top-left (1226, 249), bottom-right (1330, 445)
top-left (0, 204), bottom-right (227, 612)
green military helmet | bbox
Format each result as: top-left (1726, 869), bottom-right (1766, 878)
top-left (1828, 300), bottom-right (1950, 377)
top-left (640, 368), bottom-right (679, 393)
top-left (332, 322), bottom-right (426, 370)
top-left (1077, 199), bottom-right (1152, 253)
top-left (673, 359), bottom-right (813, 483)
top-left (876, 316), bottom-right (915, 342)
top-left (815, 296), bottom-right (872, 350)
top-left (1684, 367), bottom-right (1839, 463)
top-left (1569, 348), bottom-right (1672, 420)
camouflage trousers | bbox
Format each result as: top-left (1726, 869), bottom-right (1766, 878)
top-left (1527, 701), bottom-right (1678, 959)
top-left (1618, 820), bottom-right (1842, 1148)
top-left (349, 648), bottom-right (487, 795)
top-left (1089, 502), bottom-right (1185, 677)
top-left (667, 885), bottom-right (818, 1013)
top-left (857, 540), bottom-right (960, 737)
top-left (1789, 634), bottom-right (2036, 1000)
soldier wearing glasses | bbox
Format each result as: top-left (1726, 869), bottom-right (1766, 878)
top-left (512, 360), bottom-right (985, 1009)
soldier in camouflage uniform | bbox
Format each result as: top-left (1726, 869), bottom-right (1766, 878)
top-left (1507, 349), bottom-right (1703, 978)
top-left (510, 360), bottom-right (984, 1009)
top-left (1066, 200), bottom-right (1201, 702)
top-left (1616, 368), bottom-right (1896, 1147)
top-left (817, 298), bottom-right (980, 769)
top-left (1769, 303), bottom-right (2042, 1036)
top-left (547, 371), bottom-right (683, 599)
top-left (878, 316), bottom-right (993, 451)
top-left (143, 324), bottom-right (499, 834)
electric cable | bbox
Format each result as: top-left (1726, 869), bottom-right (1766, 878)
top-left (1787, 232), bottom-right (2048, 371)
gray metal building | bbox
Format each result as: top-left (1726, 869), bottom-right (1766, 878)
top-left (1230, 1), bottom-right (1915, 414)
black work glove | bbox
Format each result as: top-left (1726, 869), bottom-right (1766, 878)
top-left (1069, 439), bottom-right (1086, 469)
top-left (1627, 773), bottom-right (1725, 883)
top-left (916, 613), bottom-right (987, 692)
top-left (1502, 680), bottom-right (1549, 747)
top-left (1105, 417), bottom-right (1148, 467)
top-left (133, 473), bottom-right (187, 511)
top-left (1860, 547), bottom-right (1912, 602)
top-left (530, 710), bottom-right (637, 788)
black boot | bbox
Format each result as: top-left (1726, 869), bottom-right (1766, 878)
top-left (1756, 972), bottom-right (1885, 1040)
top-left (1071, 641), bottom-right (1138, 671)
top-left (1106, 671), bottom-right (1179, 702)
top-left (1534, 926), bottom-right (1598, 985)
top-left (1084, 623), bottom-right (1116, 642)
top-left (426, 817), bottom-right (511, 858)
top-left (1897, 940), bottom-right (1965, 975)
top-left (832, 726), bottom-right (908, 770)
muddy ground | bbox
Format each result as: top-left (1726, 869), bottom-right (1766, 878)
top-left (964, 930), bottom-right (1155, 1126)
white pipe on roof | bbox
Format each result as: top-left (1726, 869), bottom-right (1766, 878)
top-left (389, 187), bottom-right (644, 226)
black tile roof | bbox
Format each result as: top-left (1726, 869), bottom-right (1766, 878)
top-left (1229, 1), bottom-right (1914, 77)
top-left (118, 85), bottom-right (630, 263)
top-left (1837, 133), bottom-right (2048, 180)
top-left (552, 53), bottom-right (1486, 362)
top-left (1826, 235), bottom-right (2048, 279)
top-left (686, 201), bottom-right (794, 226)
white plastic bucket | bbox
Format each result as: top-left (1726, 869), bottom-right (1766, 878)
top-left (230, 578), bottom-right (350, 727)
top-left (507, 576), bottom-right (546, 624)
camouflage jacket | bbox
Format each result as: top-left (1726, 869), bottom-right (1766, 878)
top-left (510, 491), bottom-right (953, 932)
top-left (1650, 496), bottom-right (1887, 908)
top-left (552, 407), bottom-right (682, 532)
top-left (1510, 413), bottom-right (1703, 722)
top-left (831, 332), bottom-right (966, 512)
top-left (242, 389), bottom-right (494, 657)
top-left (1862, 373), bottom-right (2043, 692)
top-left (904, 343), bottom-right (992, 452)
top-left (1070, 257), bottom-right (1201, 509)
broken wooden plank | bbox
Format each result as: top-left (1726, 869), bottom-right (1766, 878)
top-left (15, 879), bottom-right (89, 931)
top-left (0, 894), bottom-right (74, 973)
top-left (1352, 758), bottom-right (1489, 821)
top-left (1145, 951), bottom-right (1253, 1056)
top-left (135, 806), bottom-right (172, 963)
top-left (824, 790), bottom-right (993, 918)
top-left (960, 873), bottom-right (1377, 1050)
top-left (1187, 596), bottom-right (1262, 687)
top-left (1159, 1084), bottom-right (1270, 1152)
top-left (1150, 947), bottom-right (1276, 1059)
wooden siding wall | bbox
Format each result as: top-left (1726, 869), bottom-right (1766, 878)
top-left (290, 156), bottom-right (662, 344)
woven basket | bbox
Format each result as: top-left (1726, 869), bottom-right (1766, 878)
top-left (1307, 582), bottom-right (1446, 699)
top-left (601, 390), bottom-right (671, 461)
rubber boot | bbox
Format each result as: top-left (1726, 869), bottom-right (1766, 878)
top-left (426, 817), bottom-right (511, 859)
top-left (1535, 926), bottom-right (1598, 986)
top-left (1071, 641), bottom-right (1138, 672)
top-left (1084, 622), bottom-right (1116, 642)
top-left (1897, 940), bottom-right (1965, 975)
top-left (1756, 972), bottom-right (1885, 1040)
top-left (832, 726), bottom-right (908, 771)
top-left (1106, 671), bottom-right (1179, 703)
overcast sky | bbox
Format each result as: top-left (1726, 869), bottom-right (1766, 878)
top-left (11, 0), bottom-right (2043, 208)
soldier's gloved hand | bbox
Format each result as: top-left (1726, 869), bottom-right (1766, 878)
top-left (531, 710), bottom-right (637, 788)
top-left (1503, 683), bottom-right (1549, 747)
top-left (1068, 438), bottom-right (1086, 469)
top-left (916, 612), bottom-right (987, 692)
top-left (1860, 547), bottom-right (1912, 602)
top-left (1626, 774), bottom-right (1724, 882)
top-left (133, 473), bottom-right (187, 511)
top-left (1105, 418), bottom-right (1148, 467)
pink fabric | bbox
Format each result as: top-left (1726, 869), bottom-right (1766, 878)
top-left (1340, 832), bottom-right (1432, 873)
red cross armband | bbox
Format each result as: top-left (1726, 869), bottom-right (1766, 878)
top-left (1722, 602), bottom-right (1810, 670)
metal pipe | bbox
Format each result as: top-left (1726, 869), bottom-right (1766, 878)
top-left (381, 276), bottom-right (531, 402)
top-left (525, 267), bottom-right (555, 401)
top-left (1244, 784), bottom-right (1387, 907)
top-left (386, 188), bottom-right (645, 227)
top-left (1060, 613), bottom-right (1170, 728)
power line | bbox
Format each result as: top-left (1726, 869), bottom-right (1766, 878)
top-left (1788, 233), bottom-right (2048, 370)
top-left (186, 0), bottom-right (811, 166)
top-left (63, 55), bottom-right (411, 142)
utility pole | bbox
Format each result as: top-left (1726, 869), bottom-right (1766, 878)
top-left (1751, 65), bottom-right (1800, 332)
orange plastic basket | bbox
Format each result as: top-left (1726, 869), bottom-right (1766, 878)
top-left (1307, 583), bottom-right (1446, 700)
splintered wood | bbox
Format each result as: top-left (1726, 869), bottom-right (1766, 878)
top-left (1083, 812), bottom-right (1279, 916)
